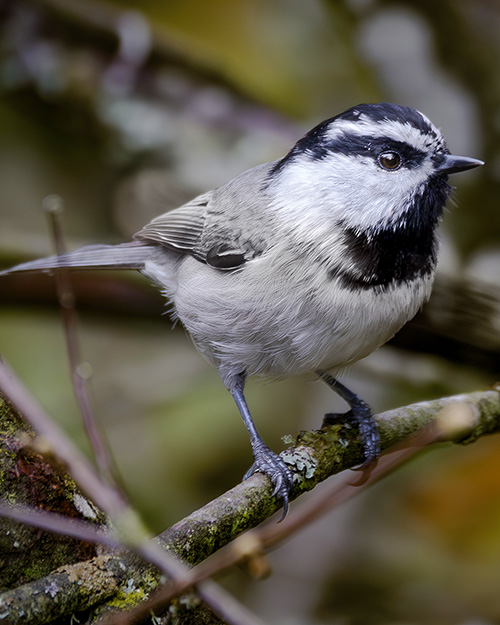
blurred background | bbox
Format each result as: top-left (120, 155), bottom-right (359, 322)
top-left (0, 0), bottom-right (500, 623)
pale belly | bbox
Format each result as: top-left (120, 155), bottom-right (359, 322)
top-left (166, 255), bottom-right (434, 385)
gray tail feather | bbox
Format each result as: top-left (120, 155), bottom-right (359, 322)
top-left (0, 242), bottom-right (156, 276)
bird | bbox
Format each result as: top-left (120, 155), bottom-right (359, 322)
top-left (0, 102), bottom-right (483, 518)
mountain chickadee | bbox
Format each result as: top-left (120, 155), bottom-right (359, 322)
top-left (0, 103), bottom-right (483, 517)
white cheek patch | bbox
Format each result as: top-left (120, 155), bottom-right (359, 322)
top-left (269, 151), bottom-right (433, 235)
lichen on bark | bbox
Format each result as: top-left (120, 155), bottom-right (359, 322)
top-left (0, 393), bottom-right (106, 591)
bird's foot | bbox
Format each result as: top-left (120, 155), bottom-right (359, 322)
top-left (323, 405), bottom-right (380, 466)
top-left (244, 443), bottom-right (294, 521)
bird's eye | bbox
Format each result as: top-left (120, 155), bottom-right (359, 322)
top-left (378, 151), bottom-right (402, 171)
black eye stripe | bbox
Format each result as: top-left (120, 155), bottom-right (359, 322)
top-left (321, 134), bottom-right (427, 169)
top-left (267, 103), bottom-right (443, 178)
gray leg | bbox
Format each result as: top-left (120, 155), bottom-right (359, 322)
top-left (317, 370), bottom-right (380, 463)
top-left (227, 372), bottom-right (293, 519)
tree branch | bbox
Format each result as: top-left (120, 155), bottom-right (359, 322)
top-left (0, 362), bottom-right (265, 625)
top-left (1, 387), bottom-right (499, 623)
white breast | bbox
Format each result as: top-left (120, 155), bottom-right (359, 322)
top-left (157, 248), bottom-right (434, 387)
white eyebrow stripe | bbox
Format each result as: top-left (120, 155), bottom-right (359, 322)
top-left (323, 118), bottom-right (444, 151)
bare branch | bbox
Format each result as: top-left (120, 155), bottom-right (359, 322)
top-left (44, 195), bottom-right (120, 488)
top-left (98, 418), bottom-right (442, 624)
top-left (0, 500), bottom-right (120, 549)
top-left (2, 388), bottom-right (499, 624)
top-left (0, 361), bottom-right (267, 625)
top-left (0, 358), bottom-right (127, 519)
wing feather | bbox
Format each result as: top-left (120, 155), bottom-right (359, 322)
top-left (134, 164), bottom-right (272, 270)
top-left (134, 191), bottom-right (211, 254)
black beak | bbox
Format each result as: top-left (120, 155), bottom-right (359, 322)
top-left (435, 154), bottom-right (484, 176)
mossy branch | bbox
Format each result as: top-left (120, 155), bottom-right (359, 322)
top-left (1, 387), bottom-right (500, 624)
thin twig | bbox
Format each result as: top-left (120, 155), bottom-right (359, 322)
top-left (42, 199), bottom-right (228, 616)
top-left (0, 358), bottom-right (125, 517)
top-left (96, 400), bottom-right (485, 625)
top-left (0, 499), bottom-right (121, 549)
top-left (43, 194), bottom-right (118, 487)
top-left (98, 423), bottom-right (438, 624)
top-left (0, 359), bottom-right (266, 625)
top-left (2, 384), bottom-right (498, 625)
top-left (1, 192), bottom-right (275, 624)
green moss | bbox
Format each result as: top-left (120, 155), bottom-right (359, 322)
top-left (22, 560), bottom-right (54, 583)
top-left (105, 569), bottom-right (159, 611)
top-left (0, 394), bottom-right (34, 438)
top-left (106, 586), bottom-right (149, 609)
top-left (0, 393), bottom-right (100, 591)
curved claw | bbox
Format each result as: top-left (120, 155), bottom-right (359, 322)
top-left (244, 446), bottom-right (294, 521)
top-left (350, 458), bottom-right (378, 485)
